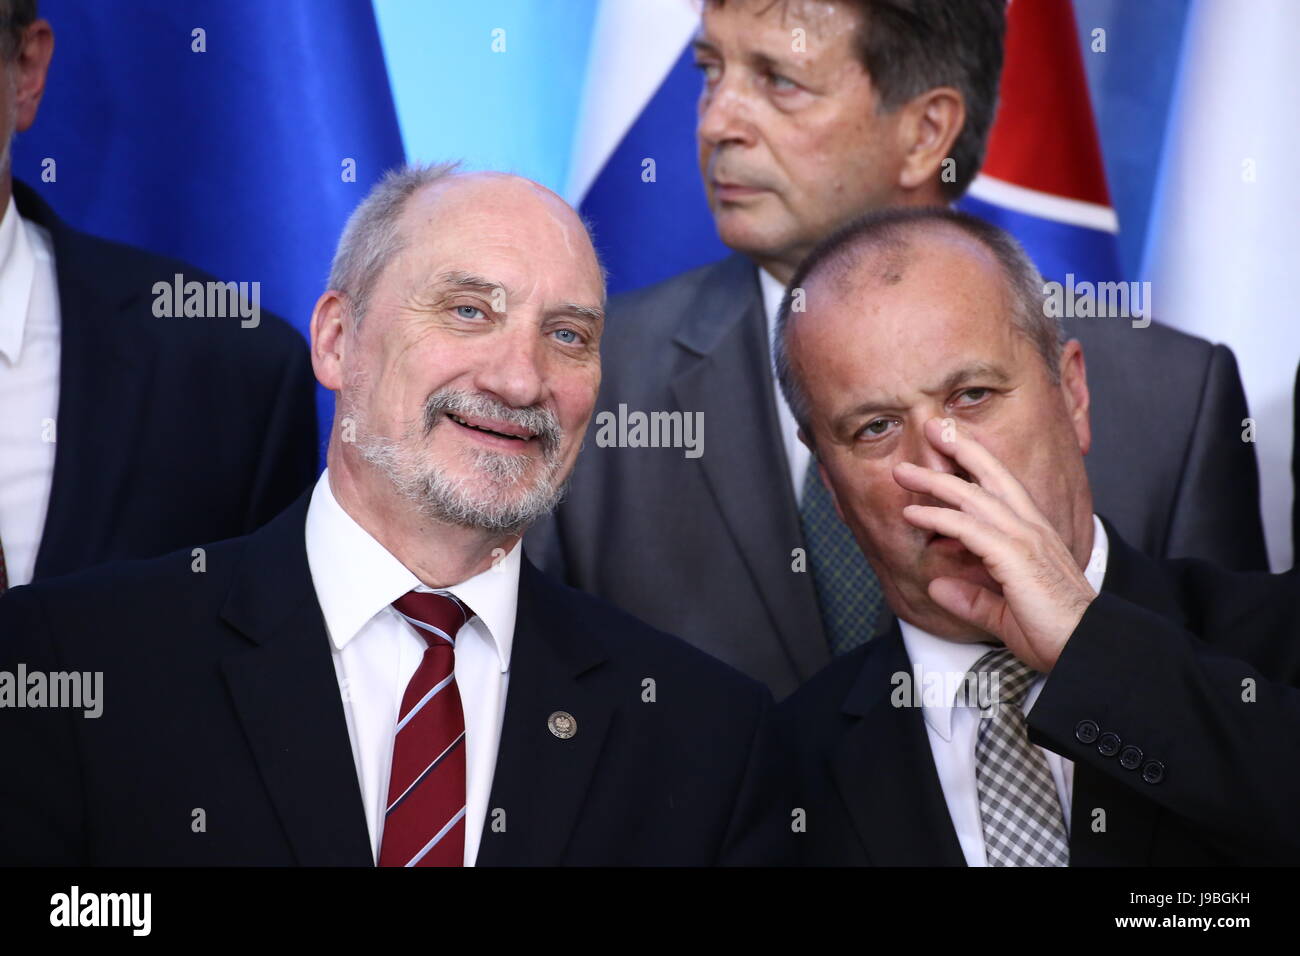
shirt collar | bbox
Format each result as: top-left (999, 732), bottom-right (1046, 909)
top-left (899, 513), bottom-right (1110, 741)
top-left (304, 470), bottom-right (518, 672)
top-left (0, 194), bottom-right (36, 364)
top-left (757, 266), bottom-right (784, 341)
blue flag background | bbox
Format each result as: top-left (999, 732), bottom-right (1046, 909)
top-left (14, 0), bottom-right (406, 447)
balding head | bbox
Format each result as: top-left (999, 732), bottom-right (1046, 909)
top-left (775, 208), bottom-right (1062, 441)
top-left (770, 207), bottom-right (1094, 640)
top-left (329, 164), bottom-right (604, 327)
top-left (311, 163), bottom-right (606, 543)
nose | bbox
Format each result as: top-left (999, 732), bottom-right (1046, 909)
top-left (698, 76), bottom-right (754, 151)
top-left (902, 418), bottom-right (963, 489)
top-left (472, 321), bottom-right (546, 411)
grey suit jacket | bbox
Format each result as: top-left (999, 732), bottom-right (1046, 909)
top-left (528, 255), bottom-right (1267, 698)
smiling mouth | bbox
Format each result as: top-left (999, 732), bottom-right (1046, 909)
top-left (446, 413), bottom-right (532, 442)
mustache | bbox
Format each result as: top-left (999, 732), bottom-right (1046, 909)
top-left (420, 388), bottom-right (564, 456)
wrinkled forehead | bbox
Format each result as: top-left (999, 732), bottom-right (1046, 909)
top-left (791, 234), bottom-right (1021, 380)
top-left (392, 177), bottom-right (605, 306)
top-left (701, 0), bottom-right (861, 35)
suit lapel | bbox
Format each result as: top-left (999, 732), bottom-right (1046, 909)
top-left (829, 628), bottom-right (967, 865)
top-left (218, 495), bottom-right (374, 866)
top-left (475, 561), bottom-right (612, 865)
top-left (668, 255), bottom-right (829, 685)
top-left (32, 209), bottom-right (154, 580)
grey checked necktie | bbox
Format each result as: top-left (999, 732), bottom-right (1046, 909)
top-left (798, 458), bottom-right (885, 655)
top-left (961, 647), bottom-right (1070, 866)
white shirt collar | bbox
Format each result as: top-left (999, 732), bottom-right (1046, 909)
top-left (0, 194), bottom-right (37, 364)
top-left (900, 514), bottom-right (1109, 741)
top-left (304, 469), bottom-right (518, 672)
top-left (757, 266), bottom-right (785, 341)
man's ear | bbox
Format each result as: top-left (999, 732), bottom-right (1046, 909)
top-left (896, 86), bottom-right (965, 195)
top-left (310, 291), bottom-right (350, 391)
top-left (1059, 338), bottom-right (1092, 456)
top-left (13, 20), bottom-right (54, 133)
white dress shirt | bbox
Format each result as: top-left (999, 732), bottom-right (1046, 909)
top-left (304, 470), bottom-right (517, 866)
top-left (758, 266), bottom-right (811, 503)
top-left (899, 514), bottom-right (1109, 866)
top-left (0, 194), bottom-right (61, 587)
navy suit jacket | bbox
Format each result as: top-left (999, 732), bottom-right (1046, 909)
top-left (12, 181), bottom-right (317, 582)
top-left (0, 493), bottom-right (786, 865)
top-left (776, 520), bottom-right (1300, 865)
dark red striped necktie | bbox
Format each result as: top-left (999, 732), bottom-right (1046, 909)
top-left (379, 590), bottom-right (473, 867)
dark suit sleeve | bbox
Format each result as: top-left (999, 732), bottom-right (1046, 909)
top-left (245, 333), bottom-right (319, 532)
top-left (0, 589), bottom-right (85, 865)
top-left (1164, 344), bottom-right (1268, 570)
top-left (1027, 591), bottom-right (1300, 864)
top-left (718, 687), bottom-right (799, 865)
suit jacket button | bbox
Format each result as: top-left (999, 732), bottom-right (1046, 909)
top-left (1119, 745), bottom-right (1143, 770)
top-left (1097, 731), bottom-right (1122, 757)
top-left (1141, 760), bottom-right (1166, 784)
top-left (1074, 719), bottom-right (1100, 744)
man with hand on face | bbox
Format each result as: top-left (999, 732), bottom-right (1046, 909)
top-left (773, 208), bottom-right (1300, 866)
top-left (530, 0), bottom-right (1266, 701)
top-left (0, 164), bottom-right (785, 867)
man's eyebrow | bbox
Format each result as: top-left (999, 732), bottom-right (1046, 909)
top-left (428, 271), bottom-right (507, 296)
top-left (749, 50), bottom-right (797, 74)
top-left (553, 303), bottom-right (605, 324)
top-left (833, 396), bottom-right (905, 430)
top-left (931, 362), bottom-right (1011, 396)
top-left (830, 363), bottom-right (1012, 429)
top-left (691, 38), bottom-right (801, 74)
top-left (421, 272), bottom-right (603, 323)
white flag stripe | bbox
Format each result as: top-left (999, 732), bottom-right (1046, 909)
top-left (967, 174), bottom-right (1119, 233)
top-left (1142, 0), bottom-right (1300, 570)
top-left (565, 0), bottom-right (700, 203)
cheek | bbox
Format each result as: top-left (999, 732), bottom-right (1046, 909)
top-left (830, 462), bottom-right (901, 524)
top-left (552, 372), bottom-right (599, 428)
top-left (808, 117), bottom-right (889, 201)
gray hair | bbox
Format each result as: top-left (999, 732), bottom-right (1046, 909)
top-left (773, 207), bottom-right (1062, 445)
top-left (327, 160), bottom-right (462, 325)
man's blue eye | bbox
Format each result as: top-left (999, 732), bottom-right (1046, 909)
top-left (456, 305), bottom-right (484, 320)
top-left (554, 328), bottom-right (579, 344)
